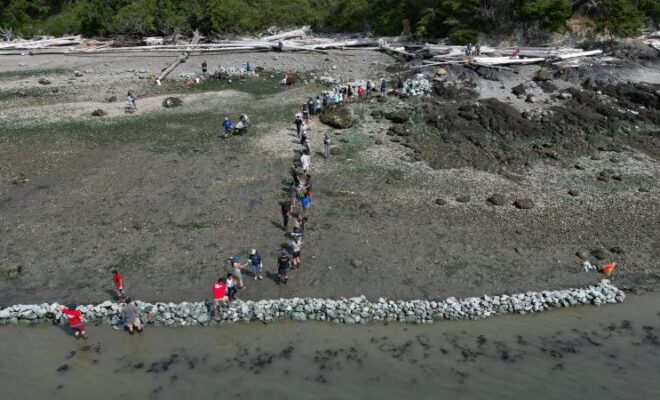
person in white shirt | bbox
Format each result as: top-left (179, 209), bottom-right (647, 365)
top-left (300, 151), bottom-right (311, 173)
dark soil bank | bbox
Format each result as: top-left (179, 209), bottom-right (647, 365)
top-left (1, 291), bottom-right (659, 399)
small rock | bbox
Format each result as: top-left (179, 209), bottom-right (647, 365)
top-left (435, 199), bottom-right (447, 206)
top-left (576, 250), bottom-right (589, 259)
top-left (455, 195), bottom-right (471, 203)
top-left (106, 96), bottom-right (117, 103)
top-left (591, 248), bottom-right (608, 260)
top-left (351, 259), bottom-right (363, 268)
top-left (609, 247), bottom-right (624, 255)
top-left (91, 109), bottom-right (106, 117)
top-left (74, 71), bottom-right (83, 77)
top-left (511, 84), bottom-right (526, 96)
top-left (513, 198), bottom-right (534, 209)
top-left (568, 189), bottom-right (579, 197)
top-left (559, 92), bottom-right (572, 100)
top-left (38, 78), bottom-right (51, 85)
top-left (487, 193), bottom-right (507, 206)
top-left (525, 95), bottom-right (538, 103)
top-left (162, 97), bottom-right (183, 108)
top-left (0, 264), bottom-right (23, 280)
top-left (638, 187), bottom-right (650, 193)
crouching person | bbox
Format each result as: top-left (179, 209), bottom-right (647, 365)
top-left (60, 304), bottom-right (88, 339)
top-left (122, 298), bottom-right (144, 334)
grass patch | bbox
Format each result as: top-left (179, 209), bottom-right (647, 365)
top-left (0, 86), bottom-right (63, 101)
top-left (141, 72), bottom-right (290, 99)
top-left (335, 128), bottom-right (375, 160)
top-left (0, 84), bottom-right (312, 152)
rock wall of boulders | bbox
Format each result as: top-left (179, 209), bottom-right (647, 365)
top-left (0, 280), bottom-right (625, 327)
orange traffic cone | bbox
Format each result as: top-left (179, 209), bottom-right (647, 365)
top-left (602, 262), bottom-right (616, 277)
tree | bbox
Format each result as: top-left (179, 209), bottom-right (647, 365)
top-left (598, 0), bottom-right (644, 37)
top-left (518, 0), bottom-right (573, 32)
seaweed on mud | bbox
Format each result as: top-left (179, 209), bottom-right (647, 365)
top-left (395, 81), bottom-right (660, 173)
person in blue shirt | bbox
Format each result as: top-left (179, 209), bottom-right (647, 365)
top-left (248, 249), bottom-right (263, 280)
top-left (245, 62), bottom-right (252, 72)
top-left (222, 117), bottom-right (233, 137)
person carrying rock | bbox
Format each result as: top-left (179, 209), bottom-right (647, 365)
top-left (277, 249), bottom-right (291, 285)
top-left (294, 113), bottom-right (303, 138)
top-left (308, 97), bottom-right (315, 119)
top-left (291, 213), bottom-right (305, 243)
top-left (315, 96), bottom-right (322, 115)
top-left (229, 256), bottom-right (248, 289)
top-left (291, 239), bottom-right (302, 270)
top-left (212, 277), bottom-right (228, 315)
top-left (300, 150), bottom-right (311, 174)
top-left (249, 249), bottom-right (264, 280)
top-left (121, 298), bottom-right (143, 334)
top-left (280, 201), bottom-right (290, 232)
top-left (323, 134), bottom-right (332, 158)
top-left (60, 304), bottom-right (87, 339)
top-left (302, 102), bottom-right (310, 122)
top-left (112, 269), bottom-right (125, 300)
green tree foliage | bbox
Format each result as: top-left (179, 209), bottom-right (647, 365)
top-left (0, 0), bottom-right (658, 39)
top-left (598, 0), bottom-right (645, 37)
top-left (517, 0), bottom-right (572, 32)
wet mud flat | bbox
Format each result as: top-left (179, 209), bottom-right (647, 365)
top-left (1, 292), bottom-right (659, 400)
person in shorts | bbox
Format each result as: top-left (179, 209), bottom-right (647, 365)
top-left (112, 269), bottom-right (125, 299)
top-left (249, 249), bottom-right (264, 280)
top-left (229, 256), bottom-right (248, 289)
top-left (60, 305), bottom-right (87, 339)
top-left (226, 273), bottom-right (238, 300)
top-left (277, 249), bottom-right (291, 285)
top-left (121, 298), bottom-right (143, 334)
top-left (212, 278), bottom-right (228, 315)
top-left (291, 239), bottom-right (302, 270)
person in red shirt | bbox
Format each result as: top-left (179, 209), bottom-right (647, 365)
top-left (112, 270), bottom-right (125, 299)
top-left (357, 85), bottom-right (364, 98)
top-left (60, 304), bottom-right (87, 339)
top-left (212, 278), bottom-right (228, 315)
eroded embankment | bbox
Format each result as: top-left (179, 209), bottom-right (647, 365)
top-left (0, 280), bottom-right (624, 327)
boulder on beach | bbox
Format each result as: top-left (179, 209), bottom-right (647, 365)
top-left (162, 97), bottom-right (183, 108)
top-left (320, 106), bottom-right (357, 129)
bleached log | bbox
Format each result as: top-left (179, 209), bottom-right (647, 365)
top-left (157, 31), bottom-right (201, 81)
top-left (473, 56), bottom-right (545, 65)
top-left (0, 35), bottom-right (81, 49)
top-left (261, 26), bottom-right (310, 42)
top-left (309, 38), bottom-right (379, 49)
top-left (552, 49), bottom-right (603, 60)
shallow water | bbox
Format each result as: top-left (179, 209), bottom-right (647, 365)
top-left (1, 293), bottom-right (659, 400)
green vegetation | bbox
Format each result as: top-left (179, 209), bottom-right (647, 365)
top-left (0, 0), bottom-right (658, 41)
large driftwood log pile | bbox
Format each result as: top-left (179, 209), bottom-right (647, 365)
top-left (4, 26), bottom-right (656, 69)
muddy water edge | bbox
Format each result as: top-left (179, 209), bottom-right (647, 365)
top-left (1, 292), bottom-right (659, 399)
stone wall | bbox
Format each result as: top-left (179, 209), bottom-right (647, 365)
top-left (0, 280), bottom-right (625, 327)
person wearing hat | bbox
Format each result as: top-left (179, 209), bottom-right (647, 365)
top-left (222, 117), bottom-right (233, 137)
top-left (229, 255), bottom-right (248, 288)
top-left (248, 249), bottom-right (263, 280)
top-left (277, 249), bottom-right (291, 285)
